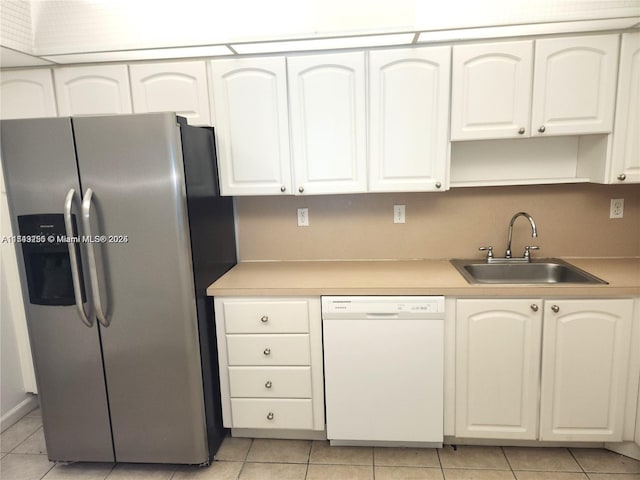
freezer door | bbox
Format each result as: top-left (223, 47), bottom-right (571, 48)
top-left (72, 113), bottom-right (208, 464)
top-left (0, 118), bottom-right (114, 462)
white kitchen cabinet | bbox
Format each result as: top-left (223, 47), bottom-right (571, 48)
top-left (213, 297), bottom-right (324, 433)
top-left (540, 299), bottom-right (633, 442)
top-left (455, 299), bottom-right (542, 440)
top-left (610, 32), bottom-right (640, 184)
top-left (451, 34), bottom-right (618, 141)
top-left (287, 52), bottom-right (367, 195)
top-left (209, 57), bottom-right (292, 196)
top-left (531, 34), bottom-right (619, 137)
top-left (368, 46), bottom-right (450, 192)
top-left (54, 65), bottom-right (132, 116)
top-left (0, 69), bottom-right (57, 119)
top-left (451, 41), bottom-right (533, 140)
top-left (456, 297), bottom-right (633, 442)
top-left (129, 61), bottom-right (211, 125)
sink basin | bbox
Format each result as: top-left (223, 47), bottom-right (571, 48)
top-left (450, 258), bottom-right (607, 285)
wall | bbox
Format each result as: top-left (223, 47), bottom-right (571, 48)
top-left (0, 156), bottom-right (37, 431)
top-left (236, 183), bottom-right (640, 261)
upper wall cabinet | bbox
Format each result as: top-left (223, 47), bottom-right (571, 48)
top-left (54, 65), bottom-right (132, 116)
top-left (288, 52), bottom-right (367, 195)
top-left (610, 32), bottom-right (640, 184)
top-left (531, 34), bottom-right (619, 137)
top-left (209, 57), bottom-right (292, 196)
top-left (369, 46), bottom-right (451, 192)
top-left (0, 69), bottom-right (57, 119)
top-left (451, 34), bottom-right (619, 141)
top-left (451, 41), bottom-right (533, 140)
top-left (129, 61), bottom-right (211, 126)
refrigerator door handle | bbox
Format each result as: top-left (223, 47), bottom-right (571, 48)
top-left (82, 188), bottom-right (111, 328)
top-left (64, 188), bottom-right (94, 328)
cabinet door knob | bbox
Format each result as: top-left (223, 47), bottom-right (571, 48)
top-left (551, 304), bottom-right (560, 313)
top-left (538, 125), bottom-right (546, 133)
top-left (530, 304), bottom-right (539, 312)
top-left (261, 315), bottom-right (269, 323)
top-left (298, 186), bottom-right (304, 193)
top-left (618, 174), bottom-right (626, 181)
top-left (263, 347), bottom-right (271, 356)
top-left (265, 380), bottom-right (272, 389)
top-left (435, 182), bottom-right (442, 189)
top-left (280, 186), bottom-right (286, 192)
top-left (267, 412), bottom-right (274, 420)
top-left (518, 127), bottom-right (525, 135)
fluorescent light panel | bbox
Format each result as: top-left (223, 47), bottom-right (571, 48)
top-left (231, 33), bottom-right (415, 54)
top-left (417, 17), bottom-right (640, 43)
top-left (41, 45), bottom-right (233, 64)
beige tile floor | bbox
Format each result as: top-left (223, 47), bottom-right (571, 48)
top-left (2, 411), bottom-right (640, 480)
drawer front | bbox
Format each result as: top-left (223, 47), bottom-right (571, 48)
top-left (231, 398), bottom-right (314, 429)
top-left (224, 300), bottom-right (309, 333)
top-left (226, 334), bottom-right (310, 366)
top-left (228, 366), bottom-right (312, 398)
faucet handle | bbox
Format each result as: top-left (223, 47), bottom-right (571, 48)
top-left (479, 246), bottom-right (494, 260)
top-left (524, 245), bottom-right (540, 260)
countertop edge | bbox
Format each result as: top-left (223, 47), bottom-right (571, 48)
top-left (207, 258), bottom-right (640, 298)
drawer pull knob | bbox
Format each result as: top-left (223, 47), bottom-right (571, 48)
top-left (261, 315), bottom-right (269, 323)
top-left (265, 380), bottom-right (272, 389)
top-left (618, 174), bottom-right (626, 181)
top-left (530, 304), bottom-right (539, 312)
top-left (551, 304), bottom-right (560, 313)
top-left (538, 125), bottom-right (546, 133)
top-left (518, 127), bottom-right (525, 134)
top-left (267, 412), bottom-right (274, 420)
top-left (263, 347), bottom-right (271, 356)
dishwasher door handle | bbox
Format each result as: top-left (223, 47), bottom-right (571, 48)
top-left (365, 313), bottom-right (400, 319)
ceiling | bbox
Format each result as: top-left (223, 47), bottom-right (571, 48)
top-left (1, 0), bottom-right (638, 68)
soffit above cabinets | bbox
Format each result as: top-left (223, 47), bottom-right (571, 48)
top-left (0, 0), bottom-right (639, 67)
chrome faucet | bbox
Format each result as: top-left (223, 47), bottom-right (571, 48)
top-left (505, 212), bottom-right (537, 259)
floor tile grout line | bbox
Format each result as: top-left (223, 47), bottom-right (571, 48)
top-left (568, 447), bottom-right (590, 476)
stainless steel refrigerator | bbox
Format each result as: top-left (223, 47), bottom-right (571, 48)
top-left (0, 113), bottom-right (236, 464)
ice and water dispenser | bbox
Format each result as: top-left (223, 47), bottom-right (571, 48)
top-left (18, 213), bottom-right (85, 306)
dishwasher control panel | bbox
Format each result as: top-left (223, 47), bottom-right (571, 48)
top-left (322, 296), bottom-right (445, 319)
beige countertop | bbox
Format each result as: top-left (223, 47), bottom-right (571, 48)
top-left (207, 258), bottom-right (640, 297)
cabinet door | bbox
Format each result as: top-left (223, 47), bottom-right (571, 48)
top-left (369, 46), bottom-right (450, 192)
top-left (130, 61), bottom-right (211, 125)
top-left (610, 32), bottom-right (640, 184)
top-left (531, 34), bottom-right (619, 136)
top-left (540, 299), bottom-right (633, 441)
top-left (0, 69), bottom-right (57, 119)
top-left (54, 65), bottom-right (132, 115)
top-left (456, 299), bottom-right (542, 439)
top-left (210, 57), bottom-right (292, 196)
top-left (288, 52), bottom-right (367, 195)
top-left (451, 41), bottom-right (533, 140)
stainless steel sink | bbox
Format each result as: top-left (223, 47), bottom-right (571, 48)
top-left (450, 258), bottom-right (607, 285)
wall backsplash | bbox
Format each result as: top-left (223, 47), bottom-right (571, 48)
top-left (236, 184), bottom-right (640, 261)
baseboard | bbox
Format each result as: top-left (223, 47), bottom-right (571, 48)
top-left (0, 394), bottom-right (38, 433)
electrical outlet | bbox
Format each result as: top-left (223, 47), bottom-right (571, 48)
top-left (610, 199), bottom-right (624, 219)
top-left (297, 208), bottom-right (309, 226)
top-left (394, 205), bottom-right (406, 224)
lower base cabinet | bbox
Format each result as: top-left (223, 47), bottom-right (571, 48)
top-left (540, 299), bottom-right (633, 441)
top-left (213, 297), bottom-right (324, 432)
top-left (456, 298), bottom-right (633, 442)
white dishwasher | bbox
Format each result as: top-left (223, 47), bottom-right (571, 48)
top-left (322, 296), bottom-right (445, 447)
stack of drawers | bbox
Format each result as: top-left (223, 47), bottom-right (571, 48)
top-left (215, 297), bottom-right (324, 431)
